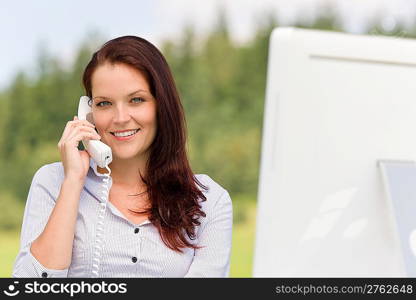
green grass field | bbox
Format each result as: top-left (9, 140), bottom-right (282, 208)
top-left (0, 230), bottom-right (20, 277)
top-left (0, 201), bottom-right (257, 277)
top-left (229, 201), bottom-right (256, 277)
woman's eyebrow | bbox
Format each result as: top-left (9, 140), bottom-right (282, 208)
top-left (92, 95), bottom-right (110, 100)
top-left (92, 89), bottom-right (149, 100)
top-left (128, 89), bottom-right (148, 96)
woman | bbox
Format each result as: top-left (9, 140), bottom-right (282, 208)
top-left (12, 36), bottom-right (233, 277)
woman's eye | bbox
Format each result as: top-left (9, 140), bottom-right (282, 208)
top-left (132, 97), bottom-right (144, 103)
top-left (96, 101), bottom-right (111, 107)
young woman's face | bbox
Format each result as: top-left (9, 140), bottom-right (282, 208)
top-left (91, 62), bottom-right (157, 161)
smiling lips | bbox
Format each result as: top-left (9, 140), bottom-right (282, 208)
top-left (110, 129), bottom-right (140, 141)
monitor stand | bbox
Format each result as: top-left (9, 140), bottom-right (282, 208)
top-left (378, 159), bottom-right (416, 277)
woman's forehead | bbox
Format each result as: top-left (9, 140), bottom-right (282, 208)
top-left (91, 63), bottom-right (151, 96)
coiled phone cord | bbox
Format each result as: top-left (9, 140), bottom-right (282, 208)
top-left (91, 165), bottom-right (111, 278)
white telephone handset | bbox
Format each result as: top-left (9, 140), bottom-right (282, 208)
top-left (78, 96), bottom-right (113, 168)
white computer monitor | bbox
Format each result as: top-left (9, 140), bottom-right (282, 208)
top-left (253, 27), bottom-right (416, 277)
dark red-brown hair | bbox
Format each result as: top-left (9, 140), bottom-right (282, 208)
top-left (82, 36), bottom-right (208, 252)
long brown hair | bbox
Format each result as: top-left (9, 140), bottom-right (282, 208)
top-left (82, 36), bottom-right (207, 252)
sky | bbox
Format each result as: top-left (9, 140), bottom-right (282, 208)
top-left (1, 0), bottom-right (416, 89)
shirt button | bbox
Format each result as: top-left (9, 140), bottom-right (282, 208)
top-left (134, 228), bottom-right (139, 234)
top-left (132, 257), bottom-right (137, 263)
top-left (41, 272), bottom-right (48, 278)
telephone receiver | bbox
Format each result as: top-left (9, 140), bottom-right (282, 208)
top-left (78, 96), bottom-right (113, 168)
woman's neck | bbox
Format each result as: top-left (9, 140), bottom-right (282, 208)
top-left (97, 155), bottom-right (148, 188)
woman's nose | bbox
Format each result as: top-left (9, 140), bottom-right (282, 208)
top-left (113, 104), bottom-right (131, 123)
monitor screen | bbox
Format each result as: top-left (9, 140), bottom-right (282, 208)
top-left (253, 27), bottom-right (416, 277)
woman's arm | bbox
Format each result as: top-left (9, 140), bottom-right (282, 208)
top-left (184, 190), bottom-right (233, 277)
top-left (30, 176), bottom-right (83, 270)
top-left (12, 165), bottom-right (83, 278)
top-left (13, 117), bottom-right (99, 277)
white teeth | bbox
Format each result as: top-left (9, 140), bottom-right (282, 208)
top-left (113, 129), bottom-right (139, 137)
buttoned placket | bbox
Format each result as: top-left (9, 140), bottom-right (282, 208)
top-left (91, 159), bottom-right (148, 269)
top-left (132, 225), bottom-right (141, 265)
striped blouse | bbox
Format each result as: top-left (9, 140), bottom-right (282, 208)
top-left (12, 158), bottom-right (233, 277)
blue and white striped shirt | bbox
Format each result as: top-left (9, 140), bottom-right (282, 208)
top-left (12, 159), bottom-right (233, 277)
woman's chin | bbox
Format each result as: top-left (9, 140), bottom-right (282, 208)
top-left (112, 150), bottom-right (145, 161)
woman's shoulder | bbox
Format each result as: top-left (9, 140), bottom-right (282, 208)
top-left (194, 174), bottom-right (232, 209)
top-left (31, 162), bottom-right (65, 196)
top-left (34, 161), bottom-right (65, 180)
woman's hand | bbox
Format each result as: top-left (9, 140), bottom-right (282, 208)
top-left (58, 116), bottom-right (101, 182)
